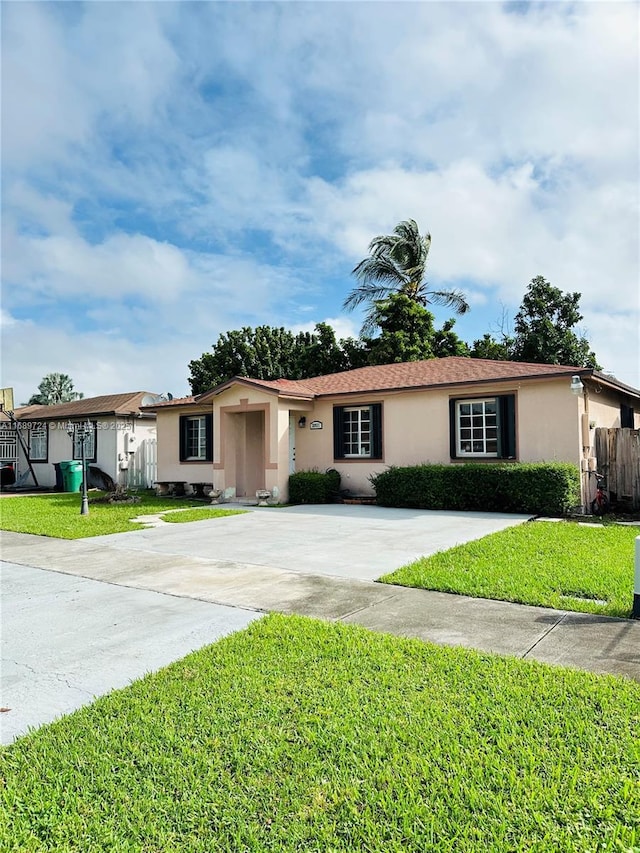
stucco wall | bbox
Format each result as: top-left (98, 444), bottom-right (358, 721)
top-left (155, 406), bottom-right (214, 485)
top-left (152, 375), bottom-right (636, 504)
top-left (296, 378), bottom-right (586, 496)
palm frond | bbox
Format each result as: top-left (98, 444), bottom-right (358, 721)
top-left (424, 289), bottom-right (470, 315)
top-left (358, 304), bottom-right (384, 337)
top-left (345, 219), bottom-right (468, 323)
top-left (343, 281), bottom-right (394, 310)
top-left (351, 255), bottom-right (408, 287)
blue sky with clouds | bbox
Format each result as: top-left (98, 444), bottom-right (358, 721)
top-left (2, 1), bottom-right (638, 404)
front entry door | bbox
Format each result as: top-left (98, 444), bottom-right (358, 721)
top-left (235, 410), bottom-right (265, 497)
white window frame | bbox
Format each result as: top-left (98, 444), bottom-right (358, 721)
top-left (28, 424), bottom-right (48, 461)
top-left (185, 415), bottom-right (207, 461)
top-left (72, 422), bottom-right (97, 462)
top-left (455, 398), bottom-right (498, 458)
top-left (342, 406), bottom-right (373, 458)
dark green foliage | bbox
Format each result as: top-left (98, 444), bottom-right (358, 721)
top-left (469, 332), bottom-right (513, 361)
top-left (188, 323), bottom-right (368, 394)
top-left (288, 468), bottom-right (341, 504)
top-left (371, 462), bottom-right (581, 515)
top-left (512, 276), bottom-right (600, 368)
top-left (365, 294), bottom-right (468, 366)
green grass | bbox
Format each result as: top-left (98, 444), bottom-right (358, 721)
top-left (0, 492), bottom-right (227, 538)
top-left (381, 521), bottom-right (638, 618)
top-left (1, 615), bottom-right (638, 852)
top-left (161, 507), bottom-right (246, 524)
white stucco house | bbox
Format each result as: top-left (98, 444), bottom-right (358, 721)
top-left (0, 392), bottom-right (158, 490)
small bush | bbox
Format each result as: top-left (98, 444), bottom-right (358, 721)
top-left (288, 469), bottom-right (341, 504)
top-left (371, 463), bottom-right (580, 515)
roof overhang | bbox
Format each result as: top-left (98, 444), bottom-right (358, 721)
top-left (200, 376), bottom-right (314, 402)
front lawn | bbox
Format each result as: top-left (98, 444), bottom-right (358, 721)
top-left (162, 507), bottom-right (246, 524)
top-left (0, 492), bottom-right (241, 539)
top-left (1, 616), bottom-right (638, 852)
top-left (381, 521), bottom-right (638, 618)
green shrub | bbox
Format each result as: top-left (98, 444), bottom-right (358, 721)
top-left (371, 463), bottom-right (581, 515)
top-left (288, 468), bottom-right (341, 504)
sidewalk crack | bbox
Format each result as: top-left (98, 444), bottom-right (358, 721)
top-left (522, 613), bottom-right (567, 659)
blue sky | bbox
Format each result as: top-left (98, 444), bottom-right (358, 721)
top-left (2, 1), bottom-right (638, 405)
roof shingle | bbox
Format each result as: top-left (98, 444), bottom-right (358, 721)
top-left (220, 357), bottom-right (595, 398)
top-left (12, 392), bottom-right (158, 420)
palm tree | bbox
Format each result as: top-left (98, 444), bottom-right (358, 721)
top-left (344, 219), bottom-right (470, 334)
top-left (28, 373), bottom-right (84, 406)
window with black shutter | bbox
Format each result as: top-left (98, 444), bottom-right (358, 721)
top-left (179, 414), bottom-right (213, 461)
top-left (333, 403), bottom-right (382, 460)
top-left (449, 395), bottom-right (516, 459)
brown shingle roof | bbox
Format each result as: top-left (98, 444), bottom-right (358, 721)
top-left (140, 395), bottom-right (197, 409)
top-left (13, 392), bottom-right (159, 420)
top-left (214, 358), bottom-right (596, 398)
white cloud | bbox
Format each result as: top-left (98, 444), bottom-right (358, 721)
top-left (1, 0), bottom-right (638, 394)
top-left (1, 313), bottom-right (197, 406)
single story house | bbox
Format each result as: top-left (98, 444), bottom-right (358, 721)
top-left (144, 357), bottom-right (639, 506)
top-left (0, 392), bottom-right (158, 490)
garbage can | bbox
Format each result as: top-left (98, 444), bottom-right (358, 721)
top-left (52, 462), bottom-right (64, 492)
top-left (60, 460), bottom-right (84, 492)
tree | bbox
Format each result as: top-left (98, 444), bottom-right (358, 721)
top-left (188, 324), bottom-right (368, 394)
top-left (469, 333), bottom-right (513, 361)
top-left (510, 276), bottom-right (600, 367)
top-left (295, 322), bottom-right (368, 378)
top-left (366, 294), bottom-right (469, 366)
top-left (344, 219), bottom-right (469, 334)
top-left (27, 373), bottom-right (84, 406)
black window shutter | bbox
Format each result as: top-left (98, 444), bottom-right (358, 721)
top-left (205, 414), bottom-right (213, 461)
top-left (449, 399), bottom-right (457, 458)
top-left (333, 407), bottom-right (345, 459)
top-left (179, 416), bottom-right (187, 461)
top-left (498, 395), bottom-right (516, 458)
top-left (371, 403), bottom-right (383, 459)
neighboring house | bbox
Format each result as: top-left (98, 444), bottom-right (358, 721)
top-left (144, 357), bottom-right (640, 506)
top-left (0, 392), bottom-right (158, 489)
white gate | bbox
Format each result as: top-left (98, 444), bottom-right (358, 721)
top-left (128, 438), bottom-right (157, 489)
top-left (0, 427), bottom-right (18, 462)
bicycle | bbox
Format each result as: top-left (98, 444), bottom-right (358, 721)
top-left (590, 471), bottom-right (612, 516)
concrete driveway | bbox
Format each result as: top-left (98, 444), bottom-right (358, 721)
top-left (2, 503), bottom-right (640, 745)
top-left (1, 505), bottom-right (532, 744)
top-left (96, 504), bottom-right (533, 581)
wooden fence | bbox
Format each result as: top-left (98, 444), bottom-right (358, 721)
top-left (594, 427), bottom-right (640, 510)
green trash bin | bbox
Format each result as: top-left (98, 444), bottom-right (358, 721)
top-left (60, 460), bottom-right (84, 492)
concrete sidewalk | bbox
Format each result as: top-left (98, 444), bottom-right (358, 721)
top-left (3, 527), bottom-right (639, 683)
top-left (1, 562), bottom-right (259, 744)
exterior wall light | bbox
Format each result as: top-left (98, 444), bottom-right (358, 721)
top-left (298, 416), bottom-right (307, 428)
top-left (570, 375), bottom-right (584, 396)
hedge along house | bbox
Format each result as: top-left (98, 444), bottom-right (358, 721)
top-left (2, 392), bottom-right (159, 490)
top-left (145, 357), bottom-right (640, 507)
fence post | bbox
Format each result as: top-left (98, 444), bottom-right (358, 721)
top-left (633, 536), bottom-right (640, 619)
